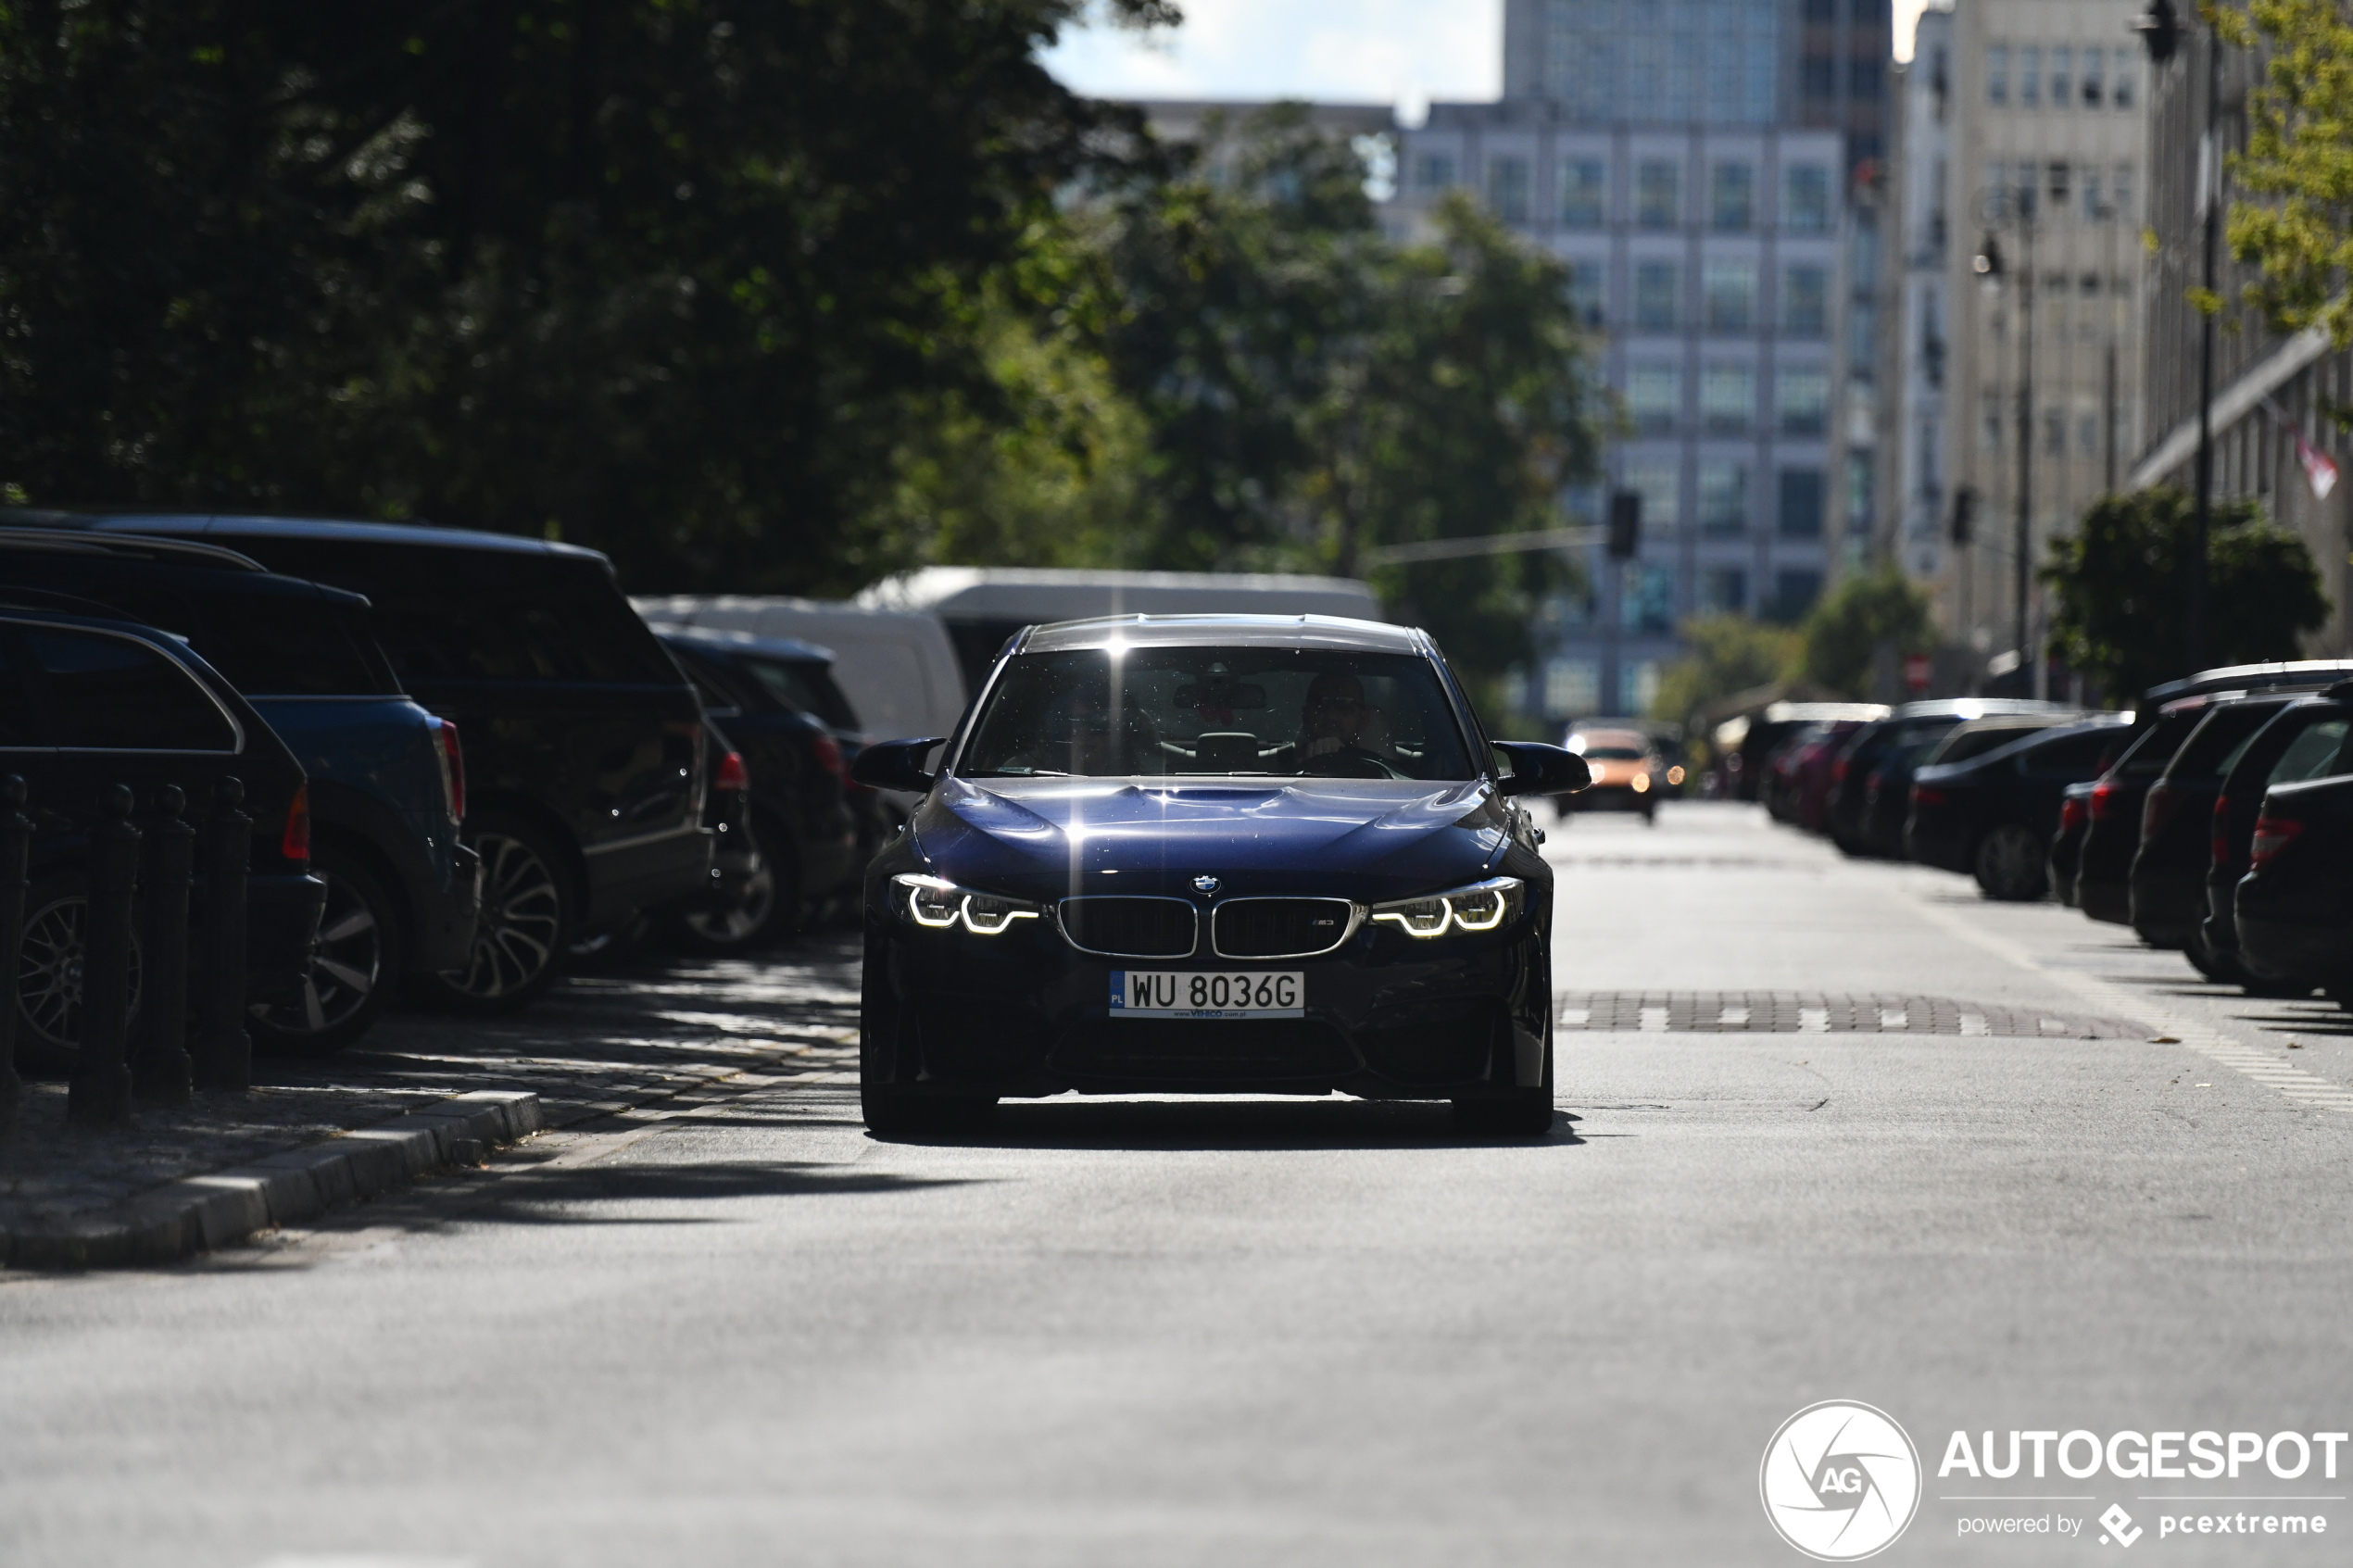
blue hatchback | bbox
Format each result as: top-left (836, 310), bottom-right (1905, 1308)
top-left (850, 615), bottom-right (1588, 1135)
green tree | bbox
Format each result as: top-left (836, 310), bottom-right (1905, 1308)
top-left (2215, 0), bottom-right (2353, 345)
top-left (2044, 486), bottom-right (2329, 701)
top-left (1797, 570), bottom-right (1936, 701)
top-left (1650, 614), bottom-right (1802, 734)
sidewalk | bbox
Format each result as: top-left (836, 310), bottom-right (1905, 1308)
top-left (1, 935), bottom-right (862, 1264)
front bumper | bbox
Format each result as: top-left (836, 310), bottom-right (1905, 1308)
top-left (867, 914), bottom-right (1550, 1100)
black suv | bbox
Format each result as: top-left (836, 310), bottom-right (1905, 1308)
top-left (2, 605), bottom-right (320, 1065)
top-left (36, 514), bottom-right (711, 1010)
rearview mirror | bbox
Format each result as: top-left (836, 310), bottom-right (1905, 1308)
top-left (1492, 741), bottom-right (1591, 797)
top-left (850, 736), bottom-right (946, 794)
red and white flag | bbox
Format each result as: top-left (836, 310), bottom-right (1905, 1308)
top-left (2297, 431), bottom-right (2340, 500)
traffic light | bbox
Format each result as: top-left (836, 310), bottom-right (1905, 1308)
top-left (1950, 485), bottom-right (1976, 546)
top-left (1607, 489), bottom-right (1641, 559)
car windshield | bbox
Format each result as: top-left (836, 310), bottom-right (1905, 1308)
top-left (960, 646), bottom-right (1475, 781)
top-left (1580, 745), bottom-right (1646, 760)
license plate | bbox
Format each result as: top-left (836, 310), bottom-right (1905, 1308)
top-left (1110, 971), bottom-right (1304, 1019)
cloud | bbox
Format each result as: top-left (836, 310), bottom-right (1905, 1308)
top-left (1044, 0), bottom-right (1502, 105)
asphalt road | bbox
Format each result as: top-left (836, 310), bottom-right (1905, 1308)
top-left (6, 801), bottom-right (2351, 1566)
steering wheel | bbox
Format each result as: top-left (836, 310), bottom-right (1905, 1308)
top-left (1300, 746), bottom-right (1403, 780)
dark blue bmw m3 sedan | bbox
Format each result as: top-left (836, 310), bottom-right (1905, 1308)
top-left (850, 615), bottom-right (1589, 1135)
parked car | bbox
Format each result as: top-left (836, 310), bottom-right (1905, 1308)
top-left (2204, 692), bottom-right (2353, 989)
top-left (1, 604), bottom-right (322, 1066)
top-left (2126, 694), bottom-right (2300, 968)
top-left (29, 513), bottom-right (712, 1010)
top-left (2234, 771), bottom-right (2353, 999)
top-left (652, 627), bottom-right (864, 947)
top-left (2048, 781), bottom-right (2097, 907)
top-left (0, 530), bottom-right (477, 1050)
top-left (1906, 716), bottom-right (2132, 899)
top-left (1558, 726), bottom-right (1664, 822)
top-left (1714, 702), bottom-right (1889, 801)
top-left (1783, 721), bottom-right (1871, 832)
top-left (1827, 700), bottom-right (2066, 856)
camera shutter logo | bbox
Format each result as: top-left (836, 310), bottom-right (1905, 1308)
top-left (1759, 1400), bottom-right (1922, 1561)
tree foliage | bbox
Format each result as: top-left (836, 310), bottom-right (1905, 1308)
top-left (2044, 486), bottom-right (2329, 701)
top-left (2216, 0), bottom-right (2353, 343)
top-left (1649, 614), bottom-right (1802, 734)
top-left (1797, 570), bottom-right (1935, 701)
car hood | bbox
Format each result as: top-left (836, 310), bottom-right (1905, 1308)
top-left (912, 775), bottom-right (1514, 903)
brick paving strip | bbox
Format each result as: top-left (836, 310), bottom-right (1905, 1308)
top-left (0, 936), bottom-right (862, 1269)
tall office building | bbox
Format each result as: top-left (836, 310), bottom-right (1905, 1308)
top-left (1396, 2), bottom-right (1887, 719)
top-left (1929, 0), bottom-right (2151, 680)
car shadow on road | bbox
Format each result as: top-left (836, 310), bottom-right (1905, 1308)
top-left (868, 1098), bottom-right (1588, 1153)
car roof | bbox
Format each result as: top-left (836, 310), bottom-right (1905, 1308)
top-left (1889, 697), bottom-right (2068, 721)
top-left (1570, 728), bottom-right (1652, 747)
top-left (1018, 613), bottom-right (1430, 657)
top-left (653, 623), bottom-right (835, 664)
top-left (2145, 659), bottom-right (2353, 704)
top-left (7, 508), bottom-right (613, 564)
top-left (0, 532), bottom-right (374, 610)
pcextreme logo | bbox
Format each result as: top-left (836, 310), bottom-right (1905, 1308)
top-left (1761, 1400), bottom-right (1924, 1561)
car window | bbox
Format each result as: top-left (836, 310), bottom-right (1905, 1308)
top-left (2022, 728), bottom-right (2120, 774)
top-left (2113, 710), bottom-right (2204, 778)
top-left (961, 646), bottom-right (1475, 781)
top-left (1580, 745), bottom-right (1646, 760)
top-left (741, 655), bottom-right (861, 729)
top-left (193, 596), bottom-right (394, 696)
top-left (1928, 723), bottom-right (2045, 765)
top-left (2168, 701), bottom-right (2287, 779)
top-left (0, 634), bottom-right (37, 746)
top-left (22, 628), bottom-right (237, 750)
top-left (2267, 719), bottom-right (2352, 787)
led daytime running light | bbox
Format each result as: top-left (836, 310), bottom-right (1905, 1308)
top-left (892, 873), bottom-right (1040, 935)
top-left (1369, 877), bottom-right (1524, 938)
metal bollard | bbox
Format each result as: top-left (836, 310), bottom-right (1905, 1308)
top-left (0, 774), bottom-right (29, 1143)
top-left (193, 776), bottom-right (252, 1092)
top-left (67, 784), bottom-right (139, 1130)
top-left (132, 785), bottom-right (195, 1106)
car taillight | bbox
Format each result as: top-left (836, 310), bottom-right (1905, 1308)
top-left (2059, 796), bottom-right (2086, 834)
top-left (1912, 784), bottom-right (1946, 809)
top-left (282, 784), bottom-right (311, 862)
top-left (715, 749), bottom-right (749, 791)
top-left (2211, 795), bottom-right (2231, 863)
top-left (2249, 813), bottom-right (2304, 867)
top-left (2089, 780), bottom-right (2119, 820)
top-left (434, 719), bottom-right (466, 824)
top-left (2141, 784), bottom-right (2178, 841)
top-left (1832, 757), bottom-right (1851, 783)
top-left (811, 731), bottom-right (844, 778)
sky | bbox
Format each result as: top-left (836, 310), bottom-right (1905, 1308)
top-left (1042, 1), bottom-right (1937, 111)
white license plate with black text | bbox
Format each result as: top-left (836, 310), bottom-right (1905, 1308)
top-left (1110, 971), bottom-right (1304, 1019)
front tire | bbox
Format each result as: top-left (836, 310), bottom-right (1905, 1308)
top-left (1453, 1020), bottom-right (1555, 1136)
top-left (252, 847), bottom-right (401, 1057)
top-left (11, 872), bottom-right (144, 1075)
top-left (412, 810), bottom-right (575, 1013)
top-left (1973, 823), bottom-right (2048, 902)
top-left (672, 811), bottom-right (803, 953)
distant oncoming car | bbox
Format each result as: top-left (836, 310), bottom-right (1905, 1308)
top-left (851, 614), bottom-right (1588, 1136)
top-left (1559, 727), bottom-right (1671, 822)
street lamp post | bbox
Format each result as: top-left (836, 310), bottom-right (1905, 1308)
top-left (1976, 189), bottom-right (2036, 681)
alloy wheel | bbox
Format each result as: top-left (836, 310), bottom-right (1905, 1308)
top-left (682, 859), bottom-right (778, 946)
top-left (253, 867), bottom-right (383, 1038)
top-left (444, 830), bottom-right (562, 998)
top-left (16, 895), bottom-right (143, 1053)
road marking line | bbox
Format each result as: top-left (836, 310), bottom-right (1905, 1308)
top-left (1800, 1008), bottom-right (1829, 1034)
top-left (1960, 1013), bottom-right (1989, 1035)
top-left (1718, 1006), bottom-right (1750, 1026)
top-left (1640, 1007), bottom-right (1668, 1033)
top-left (1562, 1007), bottom-right (1591, 1025)
top-left (1881, 1009), bottom-right (1908, 1030)
top-left (1906, 896), bottom-right (2353, 1115)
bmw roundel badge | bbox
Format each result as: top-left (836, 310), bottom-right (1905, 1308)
top-left (1191, 874), bottom-right (1221, 897)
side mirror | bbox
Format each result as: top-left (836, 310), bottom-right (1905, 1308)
top-left (1492, 741), bottom-right (1592, 797)
top-left (850, 736), bottom-right (945, 794)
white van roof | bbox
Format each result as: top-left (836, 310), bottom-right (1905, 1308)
top-left (856, 566), bottom-right (1386, 622)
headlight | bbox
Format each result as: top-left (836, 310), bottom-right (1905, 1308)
top-left (891, 873), bottom-right (1040, 935)
top-left (1631, 772), bottom-right (1650, 793)
top-left (1369, 876), bottom-right (1526, 938)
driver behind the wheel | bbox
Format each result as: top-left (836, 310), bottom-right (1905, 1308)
top-left (1300, 671), bottom-right (1382, 764)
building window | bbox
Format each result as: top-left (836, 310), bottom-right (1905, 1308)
top-left (1624, 459), bottom-right (1681, 533)
top-left (1699, 460), bottom-right (1749, 535)
top-left (1488, 156), bottom-right (1530, 223)
top-left (1416, 152), bottom-right (1457, 191)
top-left (2113, 49), bottom-right (2135, 108)
top-left (1784, 165), bottom-right (1831, 232)
top-left (2082, 169), bottom-right (2105, 221)
top-left (1778, 468), bottom-right (1825, 538)
top-left (1628, 363), bottom-right (1682, 432)
top-left (2047, 161), bottom-right (2070, 207)
top-left (1705, 261), bottom-right (1756, 333)
top-left (1702, 363), bottom-right (1755, 433)
top-left (2049, 47), bottom-right (2072, 108)
top-left (1845, 451), bottom-right (1873, 531)
top-left (1622, 563), bottom-right (1676, 633)
top-left (1982, 391), bottom-right (2004, 449)
top-left (1560, 159), bottom-right (1605, 227)
top-left (1850, 56), bottom-right (1884, 102)
top-left (1634, 261), bottom-right (1680, 332)
top-left (1626, 659), bottom-right (1663, 714)
top-left (1702, 567), bottom-right (1747, 614)
top-left (2114, 163), bottom-right (2134, 223)
top-left (2078, 408), bottom-right (2100, 455)
top-left (2082, 46), bottom-right (2104, 106)
top-left (1770, 569), bottom-right (1824, 623)
top-left (1544, 658), bottom-right (1601, 717)
top-left (1804, 53), bottom-right (1835, 100)
top-left (1566, 259), bottom-right (1605, 327)
top-left (1987, 44), bottom-right (2008, 106)
top-left (2043, 410), bottom-right (2065, 455)
top-left (1712, 163), bottom-right (1755, 232)
top-left (1636, 160), bottom-right (1681, 228)
top-left (1781, 266), bottom-right (1829, 337)
top-left (1776, 366), bottom-right (1829, 434)
top-left (2020, 45), bottom-right (2040, 107)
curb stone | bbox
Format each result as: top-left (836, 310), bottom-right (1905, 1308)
top-left (0, 1089), bottom-right (544, 1271)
